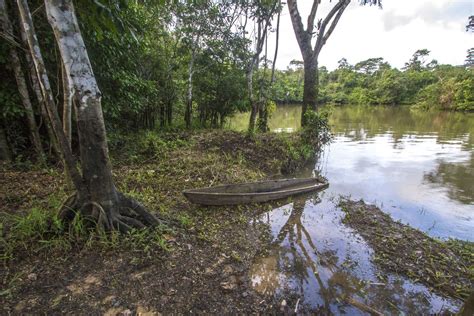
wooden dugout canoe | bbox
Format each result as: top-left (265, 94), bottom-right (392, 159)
top-left (183, 177), bottom-right (329, 205)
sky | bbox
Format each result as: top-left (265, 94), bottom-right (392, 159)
top-left (265, 0), bottom-right (473, 70)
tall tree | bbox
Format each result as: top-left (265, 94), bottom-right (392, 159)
top-left (466, 48), bottom-right (474, 68)
top-left (176, 1), bottom-right (242, 128)
top-left (287, 0), bottom-right (381, 125)
top-left (18, 0), bottom-right (160, 231)
top-left (246, 0), bottom-right (278, 132)
top-left (466, 16), bottom-right (474, 68)
top-left (403, 49), bottom-right (432, 71)
top-left (0, 0), bottom-right (44, 159)
top-left (354, 57), bottom-right (385, 74)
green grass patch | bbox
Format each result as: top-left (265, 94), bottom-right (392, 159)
top-left (1, 204), bottom-right (170, 262)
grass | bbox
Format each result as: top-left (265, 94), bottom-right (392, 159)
top-left (339, 198), bottom-right (474, 300)
top-left (1, 204), bottom-right (171, 262)
top-left (2, 129), bottom-right (318, 263)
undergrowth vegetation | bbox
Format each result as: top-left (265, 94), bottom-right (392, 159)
top-left (277, 109), bottom-right (332, 172)
top-left (2, 129), bottom-right (326, 262)
top-left (1, 202), bottom-right (170, 261)
top-left (108, 130), bottom-right (192, 164)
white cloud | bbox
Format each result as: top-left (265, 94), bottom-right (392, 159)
top-left (266, 0), bottom-right (474, 70)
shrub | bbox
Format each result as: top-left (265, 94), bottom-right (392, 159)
top-left (301, 109), bottom-right (332, 149)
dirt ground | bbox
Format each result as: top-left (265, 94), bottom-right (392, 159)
top-left (0, 131), bottom-right (301, 315)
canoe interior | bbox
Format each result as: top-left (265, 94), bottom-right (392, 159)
top-left (184, 177), bottom-right (325, 194)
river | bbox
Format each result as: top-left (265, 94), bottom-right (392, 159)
top-left (228, 104), bottom-right (473, 314)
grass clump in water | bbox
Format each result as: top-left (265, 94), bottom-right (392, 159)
top-left (339, 198), bottom-right (473, 300)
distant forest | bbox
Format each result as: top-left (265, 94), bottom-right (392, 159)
top-left (272, 49), bottom-right (474, 112)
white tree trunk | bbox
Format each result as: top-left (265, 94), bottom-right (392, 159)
top-left (18, 21), bottom-right (60, 157)
top-left (44, 0), bottom-right (119, 209)
top-left (185, 32), bottom-right (200, 129)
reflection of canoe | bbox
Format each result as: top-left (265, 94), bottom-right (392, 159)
top-left (183, 177), bottom-right (329, 205)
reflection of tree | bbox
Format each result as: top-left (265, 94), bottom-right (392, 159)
top-left (329, 105), bottom-right (474, 147)
top-left (272, 199), bottom-right (385, 313)
top-left (231, 105), bottom-right (474, 149)
top-left (273, 198), bottom-right (332, 311)
top-left (252, 197), bottom-right (446, 314)
top-left (424, 155), bottom-right (474, 204)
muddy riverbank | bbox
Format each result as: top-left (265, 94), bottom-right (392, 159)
top-left (1, 130), bottom-right (472, 314)
top-left (0, 130), bottom-right (316, 314)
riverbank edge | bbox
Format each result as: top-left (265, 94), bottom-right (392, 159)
top-left (0, 129), bottom-right (321, 314)
top-left (3, 129), bottom-right (471, 313)
top-left (339, 199), bottom-right (473, 302)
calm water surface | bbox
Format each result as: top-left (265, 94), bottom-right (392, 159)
top-left (229, 105), bottom-right (473, 313)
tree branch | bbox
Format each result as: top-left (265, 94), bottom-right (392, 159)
top-left (271, 2), bottom-right (281, 84)
top-left (314, 0), bottom-right (349, 57)
top-left (306, 0), bottom-right (320, 34)
top-left (321, 2), bottom-right (348, 48)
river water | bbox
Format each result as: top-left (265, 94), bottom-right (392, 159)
top-left (229, 105), bottom-right (473, 313)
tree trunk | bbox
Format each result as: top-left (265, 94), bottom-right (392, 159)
top-left (17, 4), bottom-right (60, 158)
top-left (247, 63), bottom-right (258, 132)
top-left (43, 0), bottom-right (160, 231)
top-left (33, 67), bottom-right (60, 157)
top-left (287, 0), bottom-right (349, 127)
top-left (0, 0), bottom-right (44, 160)
top-left (166, 99), bottom-right (172, 126)
top-left (247, 12), bottom-right (273, 133)
top-left (302, 59), bottom-right (318, 125)
top-left (185, 50), bottom-right (195, 129)
top-left (247, 20), bottom-right (261, 133)
top-left (164, 68), bottom-right (174, 127)
top-left (159, 101), bottom-right (165, 128)
top-left (17, 0), bottom-right (83, 191)
top-left (271, 4), bottom-right (281, 84)
top-left (257, 40), bottom-right (268, 133)
top-left (61, 62), bottom-right (72, 147)
top-left (0, 120), bottom-right (11, 162)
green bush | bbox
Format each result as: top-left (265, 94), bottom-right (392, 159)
top-left (413, 74), bottom-right (474, 112)
top-left (301, 109), bottom-right (332, 148)
top-left (454, 77), bottom-right (474, 111)
top-left (348, 87), bottom-right (374, 105)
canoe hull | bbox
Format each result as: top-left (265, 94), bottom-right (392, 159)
top-left (183, 178), bottom-right (329, 205)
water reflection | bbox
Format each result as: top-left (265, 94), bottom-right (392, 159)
top-left (251, 196), bottom-right (461, 313)
top-left (424, 155), bottom-right (474, 205)
top-left (230, 104), bottom-right (474, 240)
top-left (228, 105), bottom-right (474, 149)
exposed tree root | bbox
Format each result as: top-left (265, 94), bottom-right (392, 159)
top-left (58, 191), bottom-right (165, 233)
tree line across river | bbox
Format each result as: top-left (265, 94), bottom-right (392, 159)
top-left (273, 50), bottom-right (473, 112)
